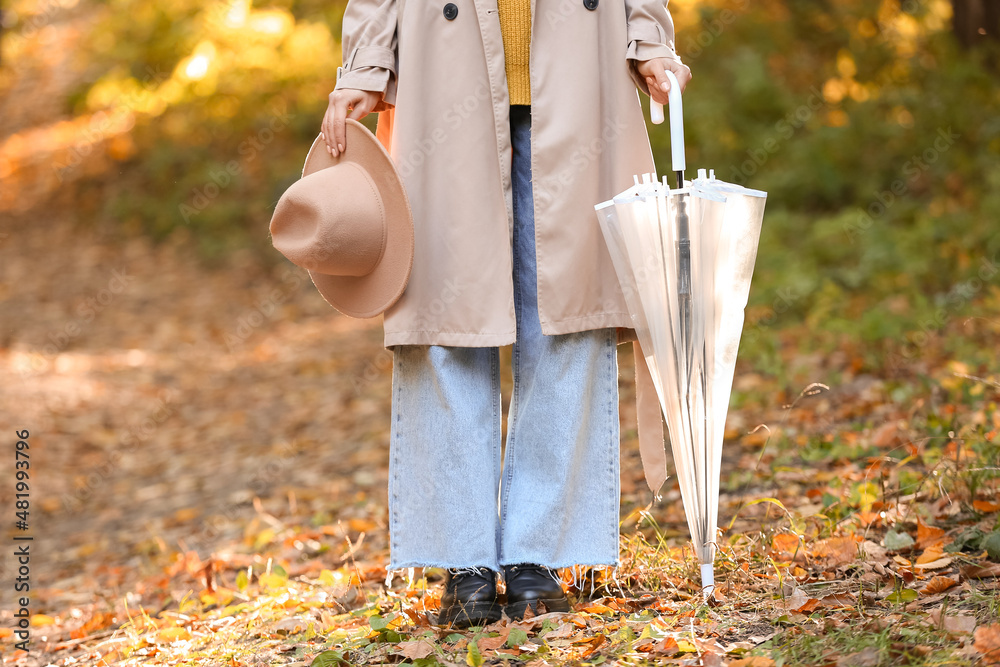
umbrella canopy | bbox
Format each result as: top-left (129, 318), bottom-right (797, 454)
top-left (595, 72), bottom-right (767, 597)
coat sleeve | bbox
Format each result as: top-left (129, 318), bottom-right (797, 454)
top-left (623, 0), bottom-right (683, 96)
top-left (333, 0), bottom-right (399, 106)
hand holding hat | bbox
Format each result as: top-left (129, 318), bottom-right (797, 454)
top-left (270, 119), bottom-right (414, 318)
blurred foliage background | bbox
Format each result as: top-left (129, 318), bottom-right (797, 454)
top-left (1, 0), bottom-right (998, 372)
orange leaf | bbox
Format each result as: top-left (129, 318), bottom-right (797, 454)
top-left (916, 546), bottom-right (945, 564)
top-left (476, 628), bottom-right (511, 651)
top-left (795, 598), bottom-right (821, 613)
top-left (856, 511), bottom-right (881, 527)
top-left (818, 593), bottom-right (855, 608)
top-left (771, 533), bottom-right (800, 559)
top-left (916, 520), bottom-right (946, 549)
top-left (811, 536), bottom-right (858, 566)
top-left (975, 624), bottom-right (1000, 665)
top-left (729, 658), bottom-right (776, 667)
top-left (157, 627), bottom-right (191, 643)
top-left (0, 628), bottom-right (13, 639)
top-left (975, 500), bottom-right (1000, 513)
top-left (579, 634), bottom-right (606, 658)
top-left (581, 604), bottom-right (614, 615)
top-left (653, 637), bottom-right (680, 655)
top-left (921, 576), bottom-right (959, 595)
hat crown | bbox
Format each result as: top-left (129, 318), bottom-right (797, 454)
top-left (270, 162), bottom-right (386, 278)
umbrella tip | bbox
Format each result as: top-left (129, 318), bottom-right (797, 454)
top-left (697, 168), bottom-right (707, 180)
top-left (633, 174), bottom-right (640, 186)
top-left (701, 563), bottom-right (715, 601)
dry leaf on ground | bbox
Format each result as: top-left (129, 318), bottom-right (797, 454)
top-left (921, 576), bottom-right (959, 595)
top-left (837, 646), bottom-right (882, 667)
top-left (396, 639), bottom-right (435, 660)
top-left (975, 624), bottom-right (1000, 665)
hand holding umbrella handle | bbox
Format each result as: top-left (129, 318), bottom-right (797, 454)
top-left (649, 69), bottom-right (686, 176)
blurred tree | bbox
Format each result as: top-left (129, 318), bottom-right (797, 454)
top-left (951, 0), bottom-right (1000, 48)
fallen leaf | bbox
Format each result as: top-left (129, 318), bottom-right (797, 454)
top-left (913, 557), bottom-right (953, 570)
top-left (729, 658), bottom-right (776, 667)
top-left (861, 540), bottom-right (888, 561)
top-left (771, 533), bottom-right (801, 560)
top-left (476, 627), bottom-right (511, 651)
top-left (581, 603), bottom-right (615, 615)
top-left (157, 627), bottom-right (191, 642)
top-left (30, 614), bottom-right (56, 626)
top-left (837, 646), bottom-right (883, 667)
top-left (916, 520), bottom-right (946, 549)
top-left (929, 608), bottom-right (977, 635)
top-left (818, 593), bottom-right (856, 608)
top-left (916, 546), bottom-right (945, 564)
top-left (963, 562), bottom-right (1000, 579)
top-left (984, 532), bottom-right (1000, 561)
top-left (974, 500), bottom-right (1000, 513)
top-left (883, 529), bottom-right (914, 551)
top-left (974, 624), bottom-right (1000, 665)
top-left (702, 650), bottom-right (725, 667)
top-left (921, 576), bottom-right (959, 595)
top-left (542, 622), bottom-right (576, 639)
top-left (812, 536), bottom-right (858, 566)
top-left (578, 633), bottom-right (606, 657)
top-left (396, 639), bottom-right (435, 660)
top-left (272, 616), bottom-right (312, 634)
top-left (873, 422), bottom-right (899, 447)
top-left (782, 587), bottom-right (813, 612)
top-left (652, 637), bottom-right (679, 654)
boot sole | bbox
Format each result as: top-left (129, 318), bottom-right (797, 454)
top-left (505, 597), bottom-right (571, 620)
top-left (435, 601), bottom-right (502, 628)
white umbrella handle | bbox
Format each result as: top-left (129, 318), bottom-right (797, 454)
top-left (649, 69), bottom-right (685, 174)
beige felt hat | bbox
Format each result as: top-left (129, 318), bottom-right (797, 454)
top-left (270, 119), bottom-right (413, 318)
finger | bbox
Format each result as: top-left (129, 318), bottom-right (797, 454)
top-left (332, 95), bottom-right (351, 158)
top-left (646, 76), bottom-right (668, 106)
top-left (664, 61), bottom-right (692, 94)
top-left (347, 96), bottom-right (373, 121)
top-left (323, 95), bottom-right (337, 155)
top-left (649, 61), bottom-right (672, 95)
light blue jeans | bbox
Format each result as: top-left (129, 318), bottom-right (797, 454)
top-left (388, 105), bottom-right (620, 572)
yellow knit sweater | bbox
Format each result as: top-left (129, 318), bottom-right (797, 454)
top-left (497, 0), bottom-right (531, 105)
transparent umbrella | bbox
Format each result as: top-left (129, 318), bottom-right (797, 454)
top-left (595, 72), bottom-right (767, 597)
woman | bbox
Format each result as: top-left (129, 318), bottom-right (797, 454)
top-left (322, 0), bottom-right (690, 627)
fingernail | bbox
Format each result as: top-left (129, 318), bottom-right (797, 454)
top-left (661, 81), bottom-right (670, 92)
top-left (338, 143), bottom-right (344, 153)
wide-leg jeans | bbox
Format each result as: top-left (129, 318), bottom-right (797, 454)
top-left (387, 104), bottom-right (620, 572)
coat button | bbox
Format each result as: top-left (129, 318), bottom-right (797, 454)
top-left (583, 0), bottom-right (598, 9)
top-left (443, 3), bottom-right (458, 19)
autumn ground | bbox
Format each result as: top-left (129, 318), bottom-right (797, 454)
top-left (4, 7), bottom-right (1000, 667)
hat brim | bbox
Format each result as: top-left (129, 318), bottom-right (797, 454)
top-left (301, 120), bottom-right (414, 319)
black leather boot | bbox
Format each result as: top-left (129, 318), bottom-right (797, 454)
top-left (436, 568), bottom-right (502, 627)
top-left (503, 564), bottom-right (571, 619)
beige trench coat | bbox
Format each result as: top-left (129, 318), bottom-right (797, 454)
top-left (334, 0), bottom-right (680, 493)
top-left (335, 0), bottom-right (681, 348)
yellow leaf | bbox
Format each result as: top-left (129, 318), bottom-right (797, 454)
top-left (30, 614), bottom-right (56, 626)
top-left (157, 626), bottom-right (191, 642)
top-left (259, 572), bottom-right (288, 589)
